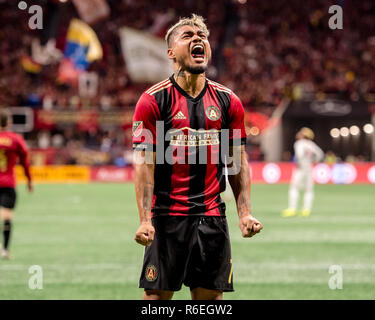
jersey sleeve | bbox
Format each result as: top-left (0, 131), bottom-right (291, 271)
top-left (228, 93), bottom-right (247, 145)
top-left (294, 140), bottom-right (304, 160)
top-left (312, 142), bottom-right (324, 162)
top-left (16, 135), bottom-right (31, 180)
top-left (132, 93), bottom-right (160, 152)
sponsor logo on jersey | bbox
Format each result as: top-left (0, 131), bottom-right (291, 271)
top-left (168, 127), bottom-right (220, 147)
top-left (205, 106), bottom-right (221, 121)
top-left (145, 264), bottom-right (158, 282)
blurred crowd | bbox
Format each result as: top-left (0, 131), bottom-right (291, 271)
top-left (221, 0), bottom-right (375, 108)
top-left (0, 0), bottom-right (231, 109)
top-left (0, 0), bottom-right (374, 165)
top-left (2, 0), bottom-right (375, 109)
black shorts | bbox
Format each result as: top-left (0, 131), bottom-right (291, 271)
top-left (139, 216), bottom-right (234, 292)
top-left (0, 188), bottom-right (16, 209)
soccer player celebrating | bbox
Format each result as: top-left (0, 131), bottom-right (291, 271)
top-left (282, 127), bottom-right (324, 218)
top-left (0, 110), bottom-right (33, 259)
top-left (132, 14), bottom-right (263, 300)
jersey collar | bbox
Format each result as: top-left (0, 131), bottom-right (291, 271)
top-left (169, 75), bottom-right (208, 102)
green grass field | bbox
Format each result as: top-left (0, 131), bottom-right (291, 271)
top-left (0, 183), bottom-right (374, 300)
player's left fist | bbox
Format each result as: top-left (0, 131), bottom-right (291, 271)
top-left (239, 214), bottom-right (263, 238)
top-left (134, 221), bottom-right (155, 247)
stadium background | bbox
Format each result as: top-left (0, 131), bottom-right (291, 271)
top-left (0, 0), bottom-right (374, 299)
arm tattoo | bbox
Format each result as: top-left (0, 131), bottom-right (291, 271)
top-left (134, 151), bottom-right (156, 223)
top-left (237, 194), bottom-right (250, 217)
top-left (143, 183), bottom-right (154, 212)
top-left (228, 148), bottom-right (251, 217)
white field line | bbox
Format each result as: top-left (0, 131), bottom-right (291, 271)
top-left (234, 262), bottom-right (375, 271)
top-left (1, 262), bottom-right (374, 271)
top-left (0, 263), bottom-right (129, 271)
top-left (15, 216), bottom-right (375, 225)
top-left (1, 263), bottom-right (375, 285)
top-left (258, 217), bottom-right (375, 224)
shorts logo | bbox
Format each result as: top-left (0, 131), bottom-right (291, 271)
top-left (132, 121), bottom-right (143, 137)
top-left (145, 265), bottom-right (158, 282)
top-left (205, 106), bottom-right (221, 121)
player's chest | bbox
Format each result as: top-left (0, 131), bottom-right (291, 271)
top-left (163, 98), bottom-right (226, 148)
top-left (163, 98), bottom-right (226, 131)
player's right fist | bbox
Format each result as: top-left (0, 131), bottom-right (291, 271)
top-left (134, 222), bottom-right (155, 246)
top-left (239, 214), bottom-right (263, 238)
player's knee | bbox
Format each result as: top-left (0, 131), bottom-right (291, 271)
top-left (0, 208), bottom-right (13, 221)
top-left (190, 287), bottom-right (223, 300)
top-left (289, 187), bottom-right (298, 195)
top-left (143, 290), bottom-right (174, 300)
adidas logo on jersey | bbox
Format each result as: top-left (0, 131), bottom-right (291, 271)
top-left (173, 111), bottom-right (187, 120)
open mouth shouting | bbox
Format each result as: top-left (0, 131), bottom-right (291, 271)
top-left (191, 43), bottom-right (205, 63)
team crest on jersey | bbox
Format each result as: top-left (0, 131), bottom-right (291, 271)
top-left (132, 121), bottom-right (143, 137)
top-left (145, 265), bottom-right (158, 282)
top-left (205, 106), bottom-right (221, 121)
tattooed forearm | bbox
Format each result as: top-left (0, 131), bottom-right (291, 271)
top-left (228, 146), bottom-right (252, 217)
top-left (237, 193), bottom-right (251, 217)
top-left (134, 151), bottom-right (156, 224)
top-left (142, 184), bottom-right (153, 212)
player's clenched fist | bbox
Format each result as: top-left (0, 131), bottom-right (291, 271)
top-left (239, 214), bottom-right (263, 238)
top-left (134, 222), bottom-right (155, 246)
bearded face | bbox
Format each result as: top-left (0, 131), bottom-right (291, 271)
top-left (168, 25), bottom-right (211, 74)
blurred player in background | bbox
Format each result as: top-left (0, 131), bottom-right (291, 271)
top-left (0, 110), bottom-right (33, 259)
top-left (282, 127), bottom-right (324, 218)
top-left (133, 14), bottom-right (262, 300)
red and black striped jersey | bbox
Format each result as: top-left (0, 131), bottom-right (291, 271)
top-left (132, 75), bottom-right (246, 217)
top-left (0, 131), bottom-right (31, 188)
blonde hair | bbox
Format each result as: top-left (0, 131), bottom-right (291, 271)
top-left (300, 127), bottom-right (315, 140)
top-left (165, 14), bottom-right (210, 48)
